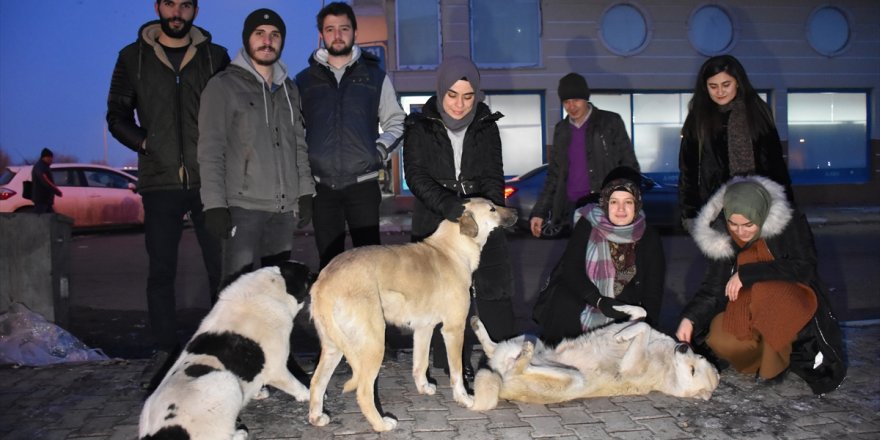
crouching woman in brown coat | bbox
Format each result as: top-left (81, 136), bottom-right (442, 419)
top-left (676, 176), bottom-right (845, 393)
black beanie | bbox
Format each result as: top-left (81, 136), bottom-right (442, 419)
top-left (40, 148), bottom-right (54, 158)
top-left (557, 72), bottom-right (590, 101)
top-left (242, 9), bottom-right (286, 49)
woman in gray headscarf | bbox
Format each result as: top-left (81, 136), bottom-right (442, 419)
top-left (676, 175), bottom-right (845, 394)
top-left (403, 56), bottom-right (515, 379)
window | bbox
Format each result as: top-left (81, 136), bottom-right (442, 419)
top-left (806, 6), bottom-right (851, 57)
top-left (396, 0), bottom-right (440, 69)
top-left (470, 0), bottom-right (541, 68)
top-left (484, 93), bottom-right (544, 176)
top-left (600, 3), bottom-right (651, 56)
top-left (631, 93), bottom-right (692, 184)
top-left (687, 4), bottom-right (736, 55)
top-left (787, 92), bottom-right (868, 184)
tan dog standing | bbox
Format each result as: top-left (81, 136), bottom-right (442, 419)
top-left (308, 198), bottom-right (517, 432)
top-left (470, 305), bottom-right (720, 410)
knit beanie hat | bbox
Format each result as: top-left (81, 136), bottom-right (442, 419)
top-left (40, 148), bottom-right (54, 158)
top-left (723, 180), bottom-right (772, 228)
top-left (599, 166), bottom-right (642, 216)
top-left (435, 56), bottom-right (484, 131)
top-left (242, 9), bottom-right (286, 50)
top-left (558, 72), bottom-right (590, 101)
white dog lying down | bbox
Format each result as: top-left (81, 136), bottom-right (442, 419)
top-left (138, 262), bottom-right (315, 440)
top-left (470, 305), bottom-right (720, 410)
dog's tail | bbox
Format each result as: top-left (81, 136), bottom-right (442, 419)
top-left (471, 368), bottom-right (502, 411)
top-left (342, 375), bottom-right (358, 393)
top-left (470, 316), bottom-right (497, 357)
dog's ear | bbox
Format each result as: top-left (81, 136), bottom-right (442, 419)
top-left (458, 210), bottom-right (479, 237)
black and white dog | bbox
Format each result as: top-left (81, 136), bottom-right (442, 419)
top-left (138, 261), bottom-right (315, 440)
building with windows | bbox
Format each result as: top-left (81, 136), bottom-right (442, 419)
top-left (352, 0), bottom-right (879, 205)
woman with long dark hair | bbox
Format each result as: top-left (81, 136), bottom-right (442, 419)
top-left (678, 55), bottom-right (793, 231)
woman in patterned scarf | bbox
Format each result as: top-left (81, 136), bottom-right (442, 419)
top-left (677, 55), bottom-right (794, 233)
top-left (535, 166), bottom-right (666, 345)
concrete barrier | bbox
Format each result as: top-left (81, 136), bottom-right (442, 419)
top-left (0, 212), bottom-right (73, 326)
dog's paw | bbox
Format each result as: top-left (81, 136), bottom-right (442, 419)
top-left (469, 316), bottom-right (482, 332)
top-left (309, 412), bottom-right (330, 427)
top-left (613, 304), bottom-right (647, 320)
top-left (254, 386), bottom-right (270, 400)
top-left (293, 389), bottom-right (309, 402)
top-left (417, 382), bottom-right (437, 395)
top-left (372, 416), bottom-right (398, 432)
top-left (454, 390), bottom-right (475, 408)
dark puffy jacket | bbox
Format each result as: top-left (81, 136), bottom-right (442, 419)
top-left (295, 51), bottom-right (385, 189)
top-left (682, 176), bottom-right (846, 394)
top-left (531, 107), bottom-right (639, 224)
top-left (677, 101), bottom-right (793, 221)
top-left (403, 97), bottom-right (505, 239)
top-left (106, 21), bottom-right (229, 193)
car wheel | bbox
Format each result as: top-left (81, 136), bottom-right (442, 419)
top-left (541, 222), bottom-right (566, 238)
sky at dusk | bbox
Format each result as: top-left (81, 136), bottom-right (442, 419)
top-left (0, 0), bottom-right (328, 167)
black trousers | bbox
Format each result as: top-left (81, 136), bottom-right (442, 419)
top-left (431, 228), bottom-right (517, 369)
top-left (312, 181), bottom-right (382, 269)
top-left (142, 189), bottom-right (221, 350)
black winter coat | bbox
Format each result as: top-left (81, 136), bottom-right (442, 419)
top-left (535, 216), bottom-right (665, 344)
top-left (677, 104), bottom-right (792, 221)
top-left (107, 22), bottom-right (229, 193)
top-left (403, 97), bottom-right (512, 301)
top-left (682, 176), bottom-right (846, 394)
top-left (403, 97), bottom-right (505, 239)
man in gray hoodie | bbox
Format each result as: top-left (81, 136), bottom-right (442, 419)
top-left (197, 9), bottom-right (315, 284)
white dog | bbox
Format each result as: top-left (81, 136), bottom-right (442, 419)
top-left (138, 262), bottom-right (315, 440)
top-left (471, 305), bottom-right (720, 410)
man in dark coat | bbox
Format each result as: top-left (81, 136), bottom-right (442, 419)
top-left (295, 2), bottom-right (405, 269)
top-left (105, 0), bottom-right (229, 391)
top-left (31, 148), bottom-right (62, 214)
top-left (529, 72), bottom-right (640, 238)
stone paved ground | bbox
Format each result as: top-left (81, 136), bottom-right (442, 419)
top-left (1, 324), bottom-right (877, 440)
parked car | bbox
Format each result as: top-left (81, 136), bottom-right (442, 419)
top-left (0, 163), bottom-right (144, 229)
top-left (118, 166), bottom-right (139, 178)
top-left (504, 164), bottom-right (680, 238)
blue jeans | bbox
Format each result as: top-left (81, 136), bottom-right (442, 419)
top-left (142, 189), bottom-right (222, 350)
top-left (313, 181), bottom-right (381, 269)
top-left (221, 208), bottom-right (296, 285)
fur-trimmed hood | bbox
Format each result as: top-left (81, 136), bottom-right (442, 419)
top-left (691, 175), bottom-right (793, 260)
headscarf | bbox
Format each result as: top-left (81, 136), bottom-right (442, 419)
top-left (599, 178), bottom-right (642, 218)
top-left (578, 203), bottom-right (646, 331)
top-left (722, 180), bottom-right (772, 236)
top-left (435, 56), bottom-right (484, 131)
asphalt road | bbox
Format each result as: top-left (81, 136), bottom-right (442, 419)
top-left (66, 223), bottom-right (879, 358)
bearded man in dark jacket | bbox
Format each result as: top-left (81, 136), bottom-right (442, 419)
top-left (295, 2), bottom-right (405, 269)
top-left (105, 0), bottom-right (228, 391)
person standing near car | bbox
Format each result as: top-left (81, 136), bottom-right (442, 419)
top-left (403, 56), bottom-right (516, 379)
top-left (106, 0), bottom-right (228, 391)
top-left (295, 1), bottom-right (405, 269)
top-left (529, 73), bottom-right (639, 238)
top-left (533, 166), bottom-right (665, 345)
top-left (31, 148), bottom-right (62, 214)
top-left (198, 9), bottom-right (315, 284)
